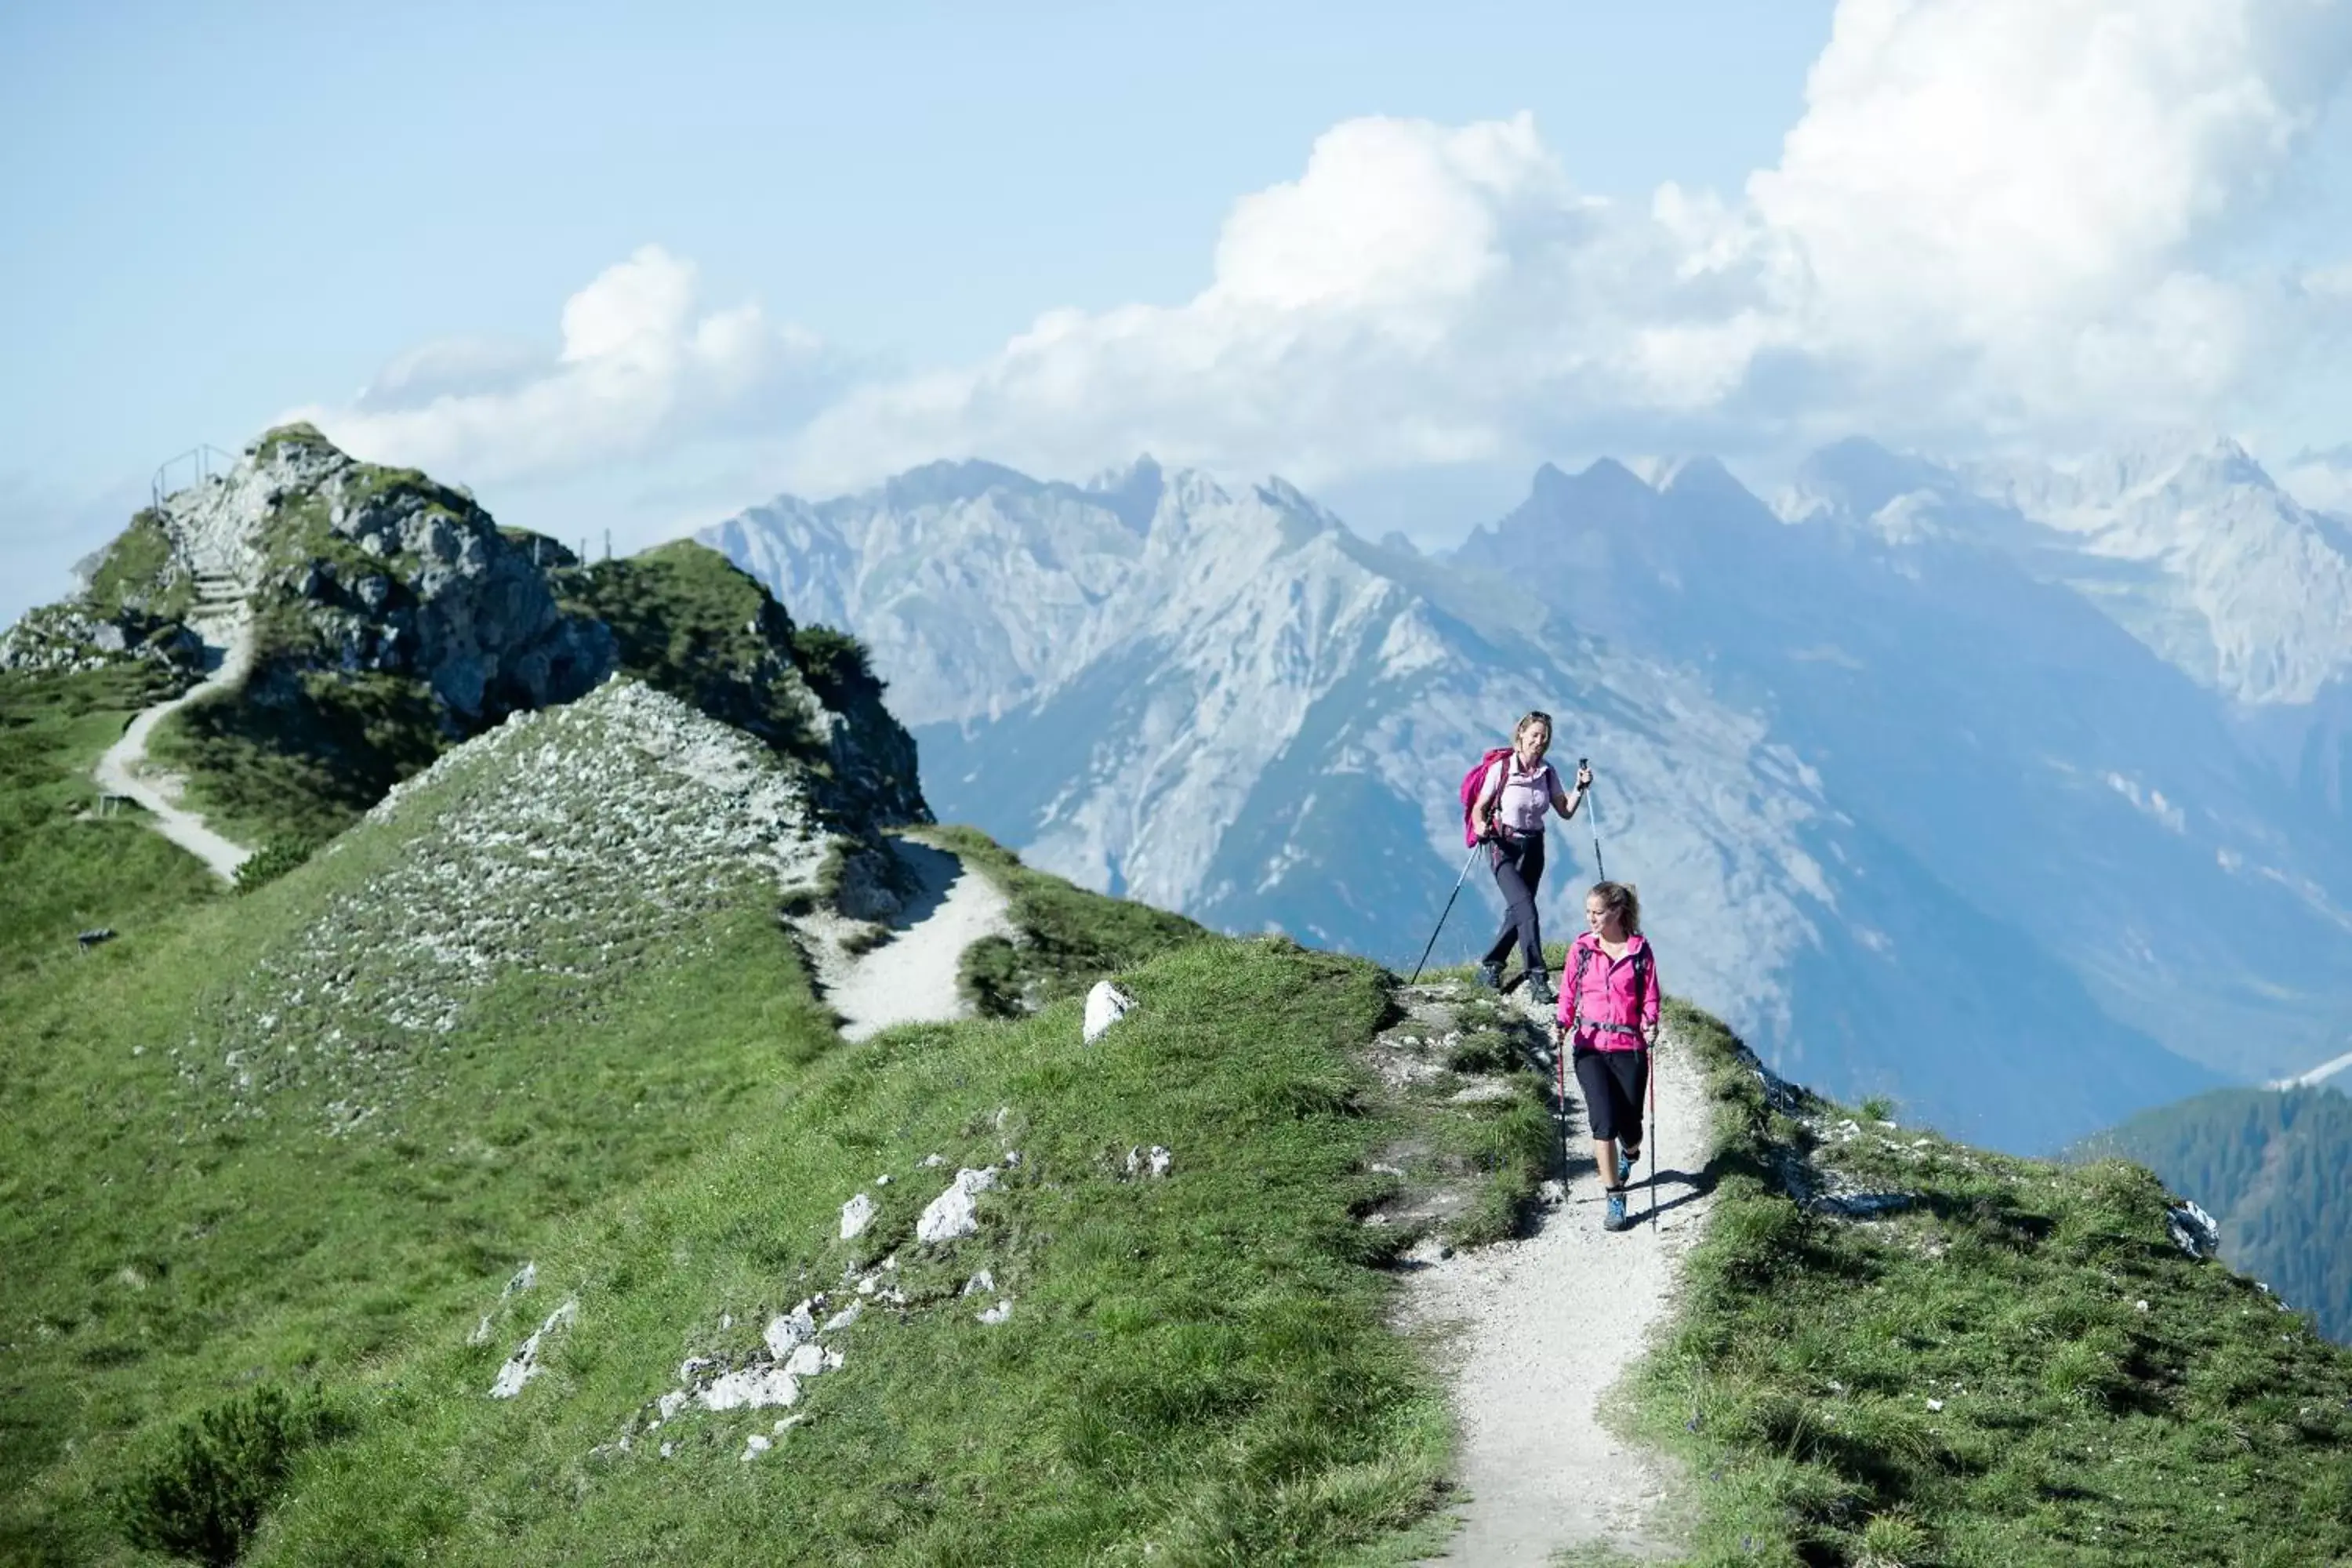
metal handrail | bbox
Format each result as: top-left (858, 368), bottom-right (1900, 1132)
top-left (150, 445), bottom-right (238, 510)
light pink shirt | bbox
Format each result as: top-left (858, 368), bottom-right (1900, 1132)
top-left (1479, 758), bottom-right (1558, 835)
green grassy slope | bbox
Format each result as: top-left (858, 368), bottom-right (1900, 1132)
top-left (1623, 1006), bottom-right (2352, 1567)
top-left (250, 938), bottom-right (1472, 1566)
top-left (0, 668), bottom-right (221, 977)
top-left (6, 666), bottom-right (1526, 1564)
top-left (0, 706), bottom-right (840, 1562)
top-left (2076, 1085), bottom-right (2352, 1347)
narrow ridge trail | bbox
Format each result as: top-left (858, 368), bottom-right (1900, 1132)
top-left (824, 837), bottom-right (1014, 1041)
top-left (92, 625), bottom-right (256, 884)
top-left (1406, 986), bottom-right (1718, 1564)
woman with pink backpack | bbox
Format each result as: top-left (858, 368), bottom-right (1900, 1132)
top-left (1555, 880), bottom-right (1661, 1232)
top-left (1466, 710), bottom-right (1592, 1004)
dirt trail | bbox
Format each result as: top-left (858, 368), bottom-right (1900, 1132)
top-left (1406, 987), bottom-right (1718, 1564)
top-left (92, 626), bottom-right (256, 883)
top-left (825, 837), bottom-right (1014, 1041)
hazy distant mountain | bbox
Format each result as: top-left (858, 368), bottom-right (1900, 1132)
top-left (709, 446), bottom-right (2349, 1151)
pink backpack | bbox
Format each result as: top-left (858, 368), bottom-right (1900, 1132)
top-left (1457, 747), bottom-right (1512, 847)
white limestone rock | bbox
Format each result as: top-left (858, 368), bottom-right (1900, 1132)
top-left (840, 1192), bottom-right (876, 1240)
top-left (1083, 982), bottom-right (1136, 1044)
top-left (916, 1167), bottom-right (1000, 1244)
top-left (488, 1298), bottom-right (577, 1399)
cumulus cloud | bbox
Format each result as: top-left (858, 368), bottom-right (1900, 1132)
top-left (789, 0), bottom-right (2352, 491)
top-left (296, 246), bottom-right (828, 484)
top-left (2279, 443), bottom-right (2352, 514)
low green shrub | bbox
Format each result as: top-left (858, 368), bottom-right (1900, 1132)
top-left (114, 1385), bottom-right (347, 1565)
top-left (234, 838), bottom-right (314, 893)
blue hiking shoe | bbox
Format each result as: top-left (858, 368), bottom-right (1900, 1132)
top-left (1475, 960), bottom-right (1503, 990)
top-left (1603, 1188), bottom-right (1629, 1232)
top-left (1616, 1145), bottom-right (1639, 1186)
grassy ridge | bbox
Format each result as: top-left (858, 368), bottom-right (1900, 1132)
top-left (2079, 1086), bottom-right (2352, 1346)
top-left (0, 668), bottom-right (220, 974)
top-left (1624, 1004), bottom-right (2352, 1566)
top-left (927, 824), bottom-right (1213, 1014)
top-left (250, 938), bottom-right (1455, 1566)
top-left (0, 763), bottom-right (840, 1563)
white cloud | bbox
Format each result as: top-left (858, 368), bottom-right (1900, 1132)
top-left (296, 246), bottom-right (827, 485)
top-left (788, 0), bottom-right (2352, 492)
top-left (2278, 442), bottom-right (2352, 513)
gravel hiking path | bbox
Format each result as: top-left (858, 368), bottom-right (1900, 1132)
top-left (92, 625), bottom-right (256, 884)
top-left (1406, 988), bottom-right (1719, 1564)
top-left (829, 837), bottom-right (1014, 1042)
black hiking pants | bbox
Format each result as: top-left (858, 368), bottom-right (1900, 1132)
top-left (1482, 829), bottom-right (1546, 975)
top-left (1574, 1045), bottom-right (1648, 1145)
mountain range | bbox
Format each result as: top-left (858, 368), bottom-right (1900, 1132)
top-left (704, 435), bottom-right (2352, 1152)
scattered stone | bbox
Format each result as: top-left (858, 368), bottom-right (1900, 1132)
top-left (764, 1303), bottom-right (818, 1358)
top-left (505, 1262), bottom-right (537, 1297)
top-left (1537, 1179), bottom-right (1567, 1206)
top-left (977, 1298), bottom-right (1014, 1325)
top-left (1124, 1145), bottom-right (1174, 1179)
top-left (961, 1269), bottom-right (996, 1297)
top-left (741, 1433), bottom-right (772, 1461)
top-left (1819, 1191), bottom-right (1913, 1218)
top-left (1083, 982), bottom-right (1137, 1043)
top-left (699, 1364), bottom-right (802, 1411)
top-left (1450, 1081), bottom-right (1515, 1104)
top-left (920, 1153), bottom-right (946, 1167)
top-left (840, 1192), bottom-right (876, 1240)
top-left (875, 1174), bottom-right (892, 1186)
top-left (2167, 1199), bottom-right (2220, 1258)
top-left (916, 1167), bottom-right (1000, 1243)
top-left (821, 1301), bottom-right (862, 1333)
top-left (489, 1298), bottom-right (578, 1399)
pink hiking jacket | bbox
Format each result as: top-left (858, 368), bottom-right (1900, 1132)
top-left (1556, 931), bottom-right (1660, 1052)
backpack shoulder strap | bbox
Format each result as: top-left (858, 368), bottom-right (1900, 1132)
top-left (1567, 942), bottom-right (1592, 1032)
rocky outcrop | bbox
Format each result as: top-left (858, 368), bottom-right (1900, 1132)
top-left (233, 424), bottom-right (615, 725)
top-left (8, 423), bottom-right (924, 850)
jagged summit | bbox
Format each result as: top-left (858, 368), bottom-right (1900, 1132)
top-left (7, 425), bottom-right (927, 851)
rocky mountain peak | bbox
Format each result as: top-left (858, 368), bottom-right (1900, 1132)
top-left (8, 425), bottom-right (927, 846)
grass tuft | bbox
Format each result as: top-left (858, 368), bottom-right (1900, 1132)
top-left (1626, 1000), bottom-right (2352, 1566)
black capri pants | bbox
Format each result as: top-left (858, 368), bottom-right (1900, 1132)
top-left (1573, 1044), bottom-right (1648, 1146)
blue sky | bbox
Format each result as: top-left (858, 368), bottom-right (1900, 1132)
top-left (5, 0), bottom-right (2350, 624)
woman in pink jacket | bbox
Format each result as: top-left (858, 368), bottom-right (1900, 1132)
top-left (1554, 880), bottom-right (1661, 1232)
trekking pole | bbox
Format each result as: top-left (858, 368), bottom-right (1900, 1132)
top-left (1587, 781), bottom-right (1606, 882)
top-left (1553, 1025), bottom-right (1570, 1169)
top-left (1406, 840), bottom-right (1485, 984)
top-left (1647, 1036), bottom-right (1661, 1228)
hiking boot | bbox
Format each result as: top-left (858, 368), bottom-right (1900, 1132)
top-left (1616, 1146), bottom-right (1639, 1185)
top-left (1475, 960), bottom-right (1504, 989)
top-left (1526, 971), bottom-right (1556, 1007)
top-left (1603, 1188), bottom-right (1630, 1232)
